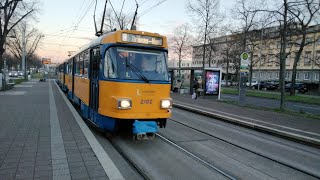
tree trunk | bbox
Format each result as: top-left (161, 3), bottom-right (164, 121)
top-left (226, 49), bottom-right (230, 86)
top-left (290, 34), bottom-right (305, 96)
top-left (249, 51), bottom-right (254, 87)
top-left (279, 0), bottom-right (288, 111)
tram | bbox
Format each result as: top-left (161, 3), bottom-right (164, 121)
top-left (57, 30), bottom-right (172, 139)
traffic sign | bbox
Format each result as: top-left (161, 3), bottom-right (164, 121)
top-left (240, 52), bottom-right (250, 61)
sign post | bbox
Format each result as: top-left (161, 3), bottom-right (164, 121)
top-left (239, 52), bottom-right (250, 104)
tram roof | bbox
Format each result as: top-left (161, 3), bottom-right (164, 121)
top-left (63, 30), bottom-right (167, 62)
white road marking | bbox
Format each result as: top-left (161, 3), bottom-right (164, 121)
top-left (49, 82), bottom-right (71, 180)
top-left (54, 80), bottom-right (125, 180)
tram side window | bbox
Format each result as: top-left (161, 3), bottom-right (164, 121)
top-left (65, 63), bottom-right (69, 74)
top-left (69, 59), bottom-right (73, 74)
top-left (79, 54), bottom-right (84, 76)
top-left (83, 50), bottom-right (89, 77)
top-left (104, 50), bottom-right (117, 78)
top-left (75, 56), bottom-right (80, 75)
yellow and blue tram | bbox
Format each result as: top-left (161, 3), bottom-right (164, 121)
top-left (57, 30), bottom-right (172, 137)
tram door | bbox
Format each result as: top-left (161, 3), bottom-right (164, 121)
top-left (89, 48), bottom-right (100, 112)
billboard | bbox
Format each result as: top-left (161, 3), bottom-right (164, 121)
top-left (42, 58), bottom-right (51, 64)
top-left (205, 69), bottom-right (221, 96)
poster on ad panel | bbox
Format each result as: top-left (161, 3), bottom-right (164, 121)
top-left (205, 70), bottom-right (220, 95)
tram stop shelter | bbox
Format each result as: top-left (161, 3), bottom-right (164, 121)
top-left (169, 67), bottom-right (222, 100)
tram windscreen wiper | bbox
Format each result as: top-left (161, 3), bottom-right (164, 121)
top-left (125, 59), bottom-right (149, 83)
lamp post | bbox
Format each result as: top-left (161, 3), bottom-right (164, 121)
top-left (22, 24), bottom-right (27, 80)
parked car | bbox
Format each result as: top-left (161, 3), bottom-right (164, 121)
top-left (18, 71), bottom-right (23, 77)
top-left (265, 82), bottom-right (278, 90)
top-left (285, 83), bottom-right (308, 93)
top-left (246, 80), bottom-right (258, 87)
top-left (252, 81), bottom-right (267, 89)
top-left (221, 80), bottom-right (232, 86)
top-left (9, 71), bottom-right (18, 77)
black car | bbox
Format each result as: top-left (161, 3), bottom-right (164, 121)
top-left (252, 82), bottom-right (278, 90)
top-left (285, 83), bottom-right (308, 93)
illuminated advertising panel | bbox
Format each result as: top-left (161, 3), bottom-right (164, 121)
top-left (205, 69), bottom-right (220, 95)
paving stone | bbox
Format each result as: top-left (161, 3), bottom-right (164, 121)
top-left (0, 167), bottom-right (16, 174)
top-left (90, 176), bottom-right (110, 180)
top-left (70, 171), bottom-right (90, 179)
top-left (52, 174), bottom-right (71, 180)
top-left (84, 160), bottom-right (101, 167)
top-left (34, 170), bottom-right (53, 178)
top-left (0, 172), bottom-right (16, 179)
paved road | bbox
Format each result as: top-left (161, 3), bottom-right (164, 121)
top-left (221, 94), bottom-right (320, 115)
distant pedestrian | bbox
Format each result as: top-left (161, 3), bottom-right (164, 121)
top-left (192, 78), bottom-right (199, 99)
top-left (173, 79), bottom-right (182, 92)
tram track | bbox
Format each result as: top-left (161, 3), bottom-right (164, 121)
top-left (155, 133), bottom-right (237, 180)
top-left (105, 134), bottom-right (152, 180)
top-left (167, 117), bottom-right (320, 179)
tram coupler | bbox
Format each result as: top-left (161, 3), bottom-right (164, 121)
top-left (132, 120), bottom-right (158, 141)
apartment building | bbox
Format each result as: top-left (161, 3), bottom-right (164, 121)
top-left (192, 25), bottom-right (320, 85)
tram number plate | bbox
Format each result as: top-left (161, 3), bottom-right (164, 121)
top-left (140, 100), bottom-right (152, 104)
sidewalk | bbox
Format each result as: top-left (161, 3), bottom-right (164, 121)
top-left (0, 80), bottom-right (123, 180)
top-left (171, 93), bottom-right (320, 146)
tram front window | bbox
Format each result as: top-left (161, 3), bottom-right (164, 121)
top-left (104, 47), bottom-right (169, 81)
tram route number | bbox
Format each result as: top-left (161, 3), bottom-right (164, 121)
top-left (140, 99), bottom-right (152, 104)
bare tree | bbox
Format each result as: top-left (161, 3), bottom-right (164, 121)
top-left (187, 0), bottom-right (223, 88)
top-left (0, 0), bottom-right (36, 71)
top-left (170, 23), bottom-right (192, 76)
top-left (287, 0), bottom-right (320, 95)
top-left (103, 8), bottom-right (131, 31)
top-left (6, 22), bottom-right (43, 67)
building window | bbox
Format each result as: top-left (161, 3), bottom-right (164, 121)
top-left (296, 72), bottom-right (300, 80)
top-left (315, 73), bottom-right (320, 81)
top-left (275, 72), bottom-right (279, 79)
top-left (267, 54), bottom-right (273, 66)
top-left (260, 72), bottom-right (263, 79)
top-left (268, 72), bottom-right (272, 79)
top-left (286, 72), bottom-right (290, 79)
top-left (286, 57), bottom-right (290, 66)
top-left (253, 72), bottom-right (256, 78)
top-left (306, 38), bottom-right (312, 46)
top-left (304, 72), bottom-right (310, 80)
top-left (304, 52), bottom-right (312, 66)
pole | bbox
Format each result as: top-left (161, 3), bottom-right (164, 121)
top-left (258, 28), bottom-right (263, 90)
top-left (22, 24), bottom-right (26, 80)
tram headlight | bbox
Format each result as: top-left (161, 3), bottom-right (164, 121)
top-left (117, 99), bottom-right (132, 109)
top-left (160, 99), bottom-right (172, 109)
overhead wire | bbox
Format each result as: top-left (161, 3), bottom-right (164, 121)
top-left (61, 0), bottom-right (95, 45)
top-left (138, 0), bottom-right (168, 18)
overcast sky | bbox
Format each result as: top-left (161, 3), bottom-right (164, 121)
top-left (35, 0), bottom-right (236, 62)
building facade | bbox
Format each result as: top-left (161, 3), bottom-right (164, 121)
top-left (192, 25), bottom-right (320, 85)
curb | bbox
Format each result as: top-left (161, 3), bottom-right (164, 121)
top-left (173, 103), bottom-right (320, 147)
